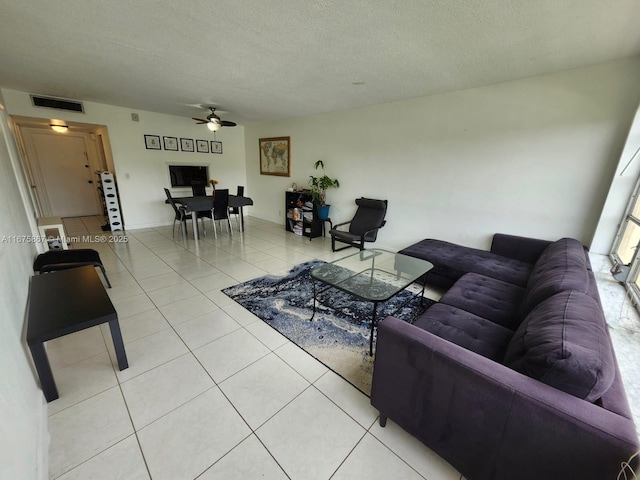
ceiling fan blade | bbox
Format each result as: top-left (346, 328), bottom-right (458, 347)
top-left (192, 117), bottom-right (209, 123)
top-left (220, 120), bottom-right (237, 127)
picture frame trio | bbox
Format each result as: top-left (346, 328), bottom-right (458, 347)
top-left (144, 135), bottom-right (222, 154)
top-left (145, 134), bottom-right (293, 177)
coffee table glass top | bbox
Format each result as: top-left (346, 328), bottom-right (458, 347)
top-left (310, 249), bottom-right (433, 301)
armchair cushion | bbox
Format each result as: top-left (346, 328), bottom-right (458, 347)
top-left (348, 198), bottom-right (387, 236)
top-left (331, 229), bottom-right (368, 245)
top-left (330, 197), bottom-right (387, 251)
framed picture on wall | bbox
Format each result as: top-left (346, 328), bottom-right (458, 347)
top-left (211, 141), bottom-right (223, 154)
top-left (180, 138), bottom-right (194, 152)
top-left (144, 134), bottom-right (161, 150)
top-left (259, 136), bottom-right (290, 176)
top-left (196, 139), bottom-right (209, 153)
top-left (163, 136), bottom-right (178, 151)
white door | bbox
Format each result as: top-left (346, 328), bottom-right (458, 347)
top-left (26, 130), bottom-right (101, 217)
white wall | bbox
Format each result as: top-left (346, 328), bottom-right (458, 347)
top-left (245, 57), bottom-right (640, 251)
top-left (0, 95), bottom-right (48, 480)
top-left (4, 58), bottom-right (640, 251)
top-left (0, 90), bottom-right (247, 229)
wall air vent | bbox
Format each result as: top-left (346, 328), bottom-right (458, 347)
top-left (30, 95), bottom-right (84, 113)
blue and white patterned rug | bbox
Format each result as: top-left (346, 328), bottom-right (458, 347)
top-left (222, 260), bottom-right (433, 395)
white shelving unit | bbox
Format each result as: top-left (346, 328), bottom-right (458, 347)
top-left (99, 171), bottom-right (123, 231)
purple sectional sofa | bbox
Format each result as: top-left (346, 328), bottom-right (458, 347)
top-left (371, 234), bottom-right (638, 480)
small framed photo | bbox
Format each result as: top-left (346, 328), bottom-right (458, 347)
top-left (211, 141), bottom-right (223, 154)
top-left (180, 138), bottom-right (194, 152)
top-left (259, 136), bottom-right (290, 176)
top-left (196, 139), bottom-right (209, 153)
top-left (144, 134), bottom-right (161, 150)
top-left (163, 136), bottom-right (178, 151)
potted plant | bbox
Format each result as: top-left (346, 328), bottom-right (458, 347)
top-left (308, 160), bottom-right (339, 219)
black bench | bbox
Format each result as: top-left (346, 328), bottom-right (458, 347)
top-left (26, 266), bottom-right (128, 402)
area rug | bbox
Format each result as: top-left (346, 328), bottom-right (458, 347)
top-left (222, 260), bottom-right (434, 395)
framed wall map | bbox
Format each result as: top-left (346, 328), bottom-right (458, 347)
top-left (259, 136), bottom-right (290, 176)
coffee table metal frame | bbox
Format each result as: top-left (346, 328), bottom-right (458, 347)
top-left (310, 249), bottom-right (433, 355)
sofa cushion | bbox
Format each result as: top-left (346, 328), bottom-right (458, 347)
top-left (519, 238), bottom-right (590, 317)
top-left (439, 273), bottom-right (525, 330)
top-left (505, 291), bottom-right (615, 402)
top-left (414, 303), bottom-right (514, 361)
top-left (399, 239), bottom-right (533, 287)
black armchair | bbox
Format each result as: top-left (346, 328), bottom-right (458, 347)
top-left (329, 198), bottom-right (388, 252)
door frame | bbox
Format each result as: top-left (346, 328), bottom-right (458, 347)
top-left (18, 125), bottom-right (107, 217)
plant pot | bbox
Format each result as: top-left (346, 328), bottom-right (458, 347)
top-left (317, 204), bottom-right (331, 220)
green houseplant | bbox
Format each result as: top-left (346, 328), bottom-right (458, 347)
top-left (308, 160), bottom-right (339, 219)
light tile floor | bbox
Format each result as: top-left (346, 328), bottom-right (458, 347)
top-left (45, 216), bottom-right (640, 479)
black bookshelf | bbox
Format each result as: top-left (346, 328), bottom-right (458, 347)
top-left (285, 190), bottom-right (322, 240)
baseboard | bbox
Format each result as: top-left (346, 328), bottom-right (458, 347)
top-left (35, 393), bottom-right (49, 480)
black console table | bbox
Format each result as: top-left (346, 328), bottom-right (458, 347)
top-left (26, 266), bottom-right (128, 402)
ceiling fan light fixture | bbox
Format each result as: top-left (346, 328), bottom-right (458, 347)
top-left (193, 107), bottom-right (235, 129)
top-left (50, 124), bottom-right (69, 133)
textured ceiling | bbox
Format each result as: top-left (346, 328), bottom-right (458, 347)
top-left (0, 0), bottom-right (639, 125)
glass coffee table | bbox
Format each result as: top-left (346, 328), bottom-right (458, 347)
top-left (310, 249), bottom-right (434, 355)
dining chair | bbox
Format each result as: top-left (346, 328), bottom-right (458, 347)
top-left (205, 188), bottom-right (232, 239)
top-left (229, 185), bottom-right (244, 231)
top-left (191, 182), bottom-right (206, 196)
top-left (164, 188), bottom-right (189, 238)
top-left (192, 184), bottom-right (213, 234)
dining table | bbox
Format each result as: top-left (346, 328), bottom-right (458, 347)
top-left (168, 194), bottom-right (253, 240)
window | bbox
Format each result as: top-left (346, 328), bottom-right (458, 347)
top-left (612, 177), bottom-right (640, 299)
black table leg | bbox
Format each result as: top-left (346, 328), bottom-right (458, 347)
top-left (369, 301), bottom-right (379, 356)
top-left (109, 319), bottom-right (129, 370)
top-left (29, 341), bottom-right (59, 402)
top-left (310, 277), bottom-right (318, 321)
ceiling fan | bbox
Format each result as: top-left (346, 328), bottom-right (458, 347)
top-left (192, 107), bottom-right (237, 131)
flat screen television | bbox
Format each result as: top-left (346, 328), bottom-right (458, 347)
top-left (168, 165), bottom-right (209, 187)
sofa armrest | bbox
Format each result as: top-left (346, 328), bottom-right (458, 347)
top-left (371, 316), bottom-right (638, 480)
top-left (490, 233), bottom-right (552, 263)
